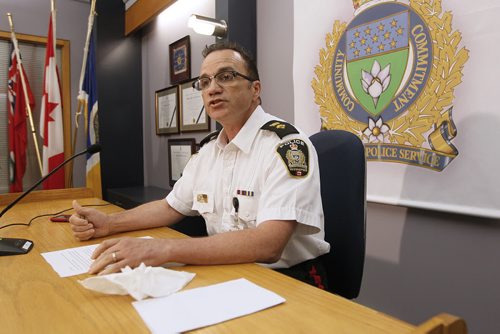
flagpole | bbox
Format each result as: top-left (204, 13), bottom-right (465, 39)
top-left (51, 0), bottom-right (57, 58)
top-left (50, 0), bottom-right (66, 187)
top-left (7, 13), bottom-right (43, 176)
top-left (71, 0), bottom-right (97, 186)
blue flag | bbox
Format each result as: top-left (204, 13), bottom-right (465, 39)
top-left (82, 34), bottom-right (101, 197)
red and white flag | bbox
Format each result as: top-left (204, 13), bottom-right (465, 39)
top-left (7, 46), bottom-right (35, 193)
top-left (40, 10), bottom-right (65, 189)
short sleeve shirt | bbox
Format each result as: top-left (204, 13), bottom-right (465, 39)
top-left (166, 106), bottom-right (330, 268)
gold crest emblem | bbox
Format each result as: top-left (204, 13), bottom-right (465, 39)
top-left (312, 0), bottom-right (469, 171)
top-left (196, 193), bottom-right (208, 203)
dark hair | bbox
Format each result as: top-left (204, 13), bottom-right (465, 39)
top-left (202, 41), bottom-right (260, 81)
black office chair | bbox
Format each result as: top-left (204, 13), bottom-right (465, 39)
top-left (310, 130), bottom-right (366, 299)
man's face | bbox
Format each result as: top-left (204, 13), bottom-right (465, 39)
top-left (199, 49), bottom-right (260, 127)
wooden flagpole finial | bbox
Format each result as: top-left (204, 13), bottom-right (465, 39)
top-left (7, 13), bottom-right (14, 31)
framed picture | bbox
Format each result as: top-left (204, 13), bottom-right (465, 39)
top-left (168, 138), bottom-right (196, 186)
top-left (155, 85), bottom-right (179, 135)
top-left (179, 79), bottom-right (211, 132)
top-left (169, 35), bottom-right (191, 84)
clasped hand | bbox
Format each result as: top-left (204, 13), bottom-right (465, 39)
top-left (69, 200), bottom-right (110, 240)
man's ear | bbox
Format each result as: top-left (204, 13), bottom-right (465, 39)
top-left (252, 80), bottom-right (261, 102)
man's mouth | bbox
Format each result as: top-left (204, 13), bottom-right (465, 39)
top-left (210, 99), bottom-right (225, 106)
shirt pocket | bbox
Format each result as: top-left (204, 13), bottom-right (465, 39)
top-left (234, 195), bottom-right (258, 227)
top-left (192, 191), bottom-right (214, 214)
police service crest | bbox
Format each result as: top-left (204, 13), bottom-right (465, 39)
top-left (312, 0), bottom-right (469, 171)
top-left (277, 139), bottom-right (309, 177)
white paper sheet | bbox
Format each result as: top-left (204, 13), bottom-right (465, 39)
top-left (41, 243), bottom-right (98, 277)
top-left (41, 237), bottom-right (153, 277)
top-left (132, 278), bottom-right (286, 333)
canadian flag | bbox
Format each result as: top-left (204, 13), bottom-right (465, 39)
top-left (40, 11), bottom-right (65, 189)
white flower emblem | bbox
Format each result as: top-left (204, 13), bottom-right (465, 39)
top-left (361, 60), bottom-right (391, 107)
top-left (363, 117), bottom-right (390, 143)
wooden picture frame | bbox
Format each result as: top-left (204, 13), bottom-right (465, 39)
top-left (168, 138), bottom-right (196, 186)
top-left (155, 85), bottom-right (179, 135)
top-left (169, 35), bottom-right (191, 84)
top-left (179, 78), bottom-right (211, 132)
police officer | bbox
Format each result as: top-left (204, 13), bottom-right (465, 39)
top-left (70, 41), bottom-right (330, 288)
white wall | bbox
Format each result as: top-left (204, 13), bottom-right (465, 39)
top-left (141, 0), bottom-right (215, 189)
top-left (142, 0), bottom-right (295, 189)
top-left (256, 1), bottom-right (500, 334)
top-left (256, 0), bottom-right (294, 122)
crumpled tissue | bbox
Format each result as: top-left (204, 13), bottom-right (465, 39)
top-left (79, 263), bottom-right (195, 301)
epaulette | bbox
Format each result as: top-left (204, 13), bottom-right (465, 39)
top-left (260, 120), bottom-right (299, 139)
top-left (199, 130), bottom-right (221, 148)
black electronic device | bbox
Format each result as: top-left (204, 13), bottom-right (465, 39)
top-left (0, 237), bottom-right (34, 255)
top-left (0, 144), bottom-right (101, 256)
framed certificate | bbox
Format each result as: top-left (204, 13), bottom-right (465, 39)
top-left (169, 35), bottom-right (191, 84)
top-left (155, 85), bottom-right (179, 135)
top-left (179, 79), bottom-right (210, 132)
top-left (168, 138), bottom-right (196, 186)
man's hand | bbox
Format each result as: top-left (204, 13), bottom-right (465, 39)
top-left (69, 200), bottom-right (111, 241)
top-left (88, 237), bottom-right (169, 275)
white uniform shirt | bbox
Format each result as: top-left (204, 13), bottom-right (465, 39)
top-left (166, 106), bottom-right (330, 268)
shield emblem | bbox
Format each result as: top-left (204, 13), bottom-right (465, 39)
top-left (345, 11), bottom-right (409, 119)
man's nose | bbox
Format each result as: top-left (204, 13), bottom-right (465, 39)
top-left (206, 78), bottom-right (222, 93)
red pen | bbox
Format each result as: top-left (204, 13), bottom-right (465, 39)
top-left (50, 214), bottom-right (71, 222)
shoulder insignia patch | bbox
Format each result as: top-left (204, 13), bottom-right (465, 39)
top-left (200, 130), bottom-right (221, 148)
top-left (277, 139), bottom-right (309, 177)
top-left (261, 120), bottom-right (299, 139)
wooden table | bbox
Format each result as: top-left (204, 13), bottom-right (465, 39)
top-left (0, 191), bottom-right (416, 333)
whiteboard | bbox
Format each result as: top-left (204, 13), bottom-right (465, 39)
top-left (293, 0), bottom-right (500, 218)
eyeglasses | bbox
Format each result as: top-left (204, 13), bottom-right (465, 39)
top-left (192, 70), bottom-right (256, 91)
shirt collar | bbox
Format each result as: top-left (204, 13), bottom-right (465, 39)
top-left (220, 106), bottom-right (271, 154)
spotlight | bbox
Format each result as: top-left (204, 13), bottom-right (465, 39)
top-left (188, 14), bottom-right (227, 38)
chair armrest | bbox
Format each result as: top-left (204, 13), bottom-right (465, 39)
top-left (413, 313), bottom-right (467, 334)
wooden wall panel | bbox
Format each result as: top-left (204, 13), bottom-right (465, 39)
top-left (125, 0), bottom-right (176, 35)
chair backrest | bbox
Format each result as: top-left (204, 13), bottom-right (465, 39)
top-left (310, 130), bottom-right (366, 299)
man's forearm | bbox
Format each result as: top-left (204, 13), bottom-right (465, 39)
top-left (164, 220), bottom-right (296, 265)
top-left (109, 200), bottom-right (184, 235)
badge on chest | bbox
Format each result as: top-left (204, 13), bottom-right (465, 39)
top-left (196, 193), bottom-right (209, 203)
top-left (192, 191), bottom-right (214, 214)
